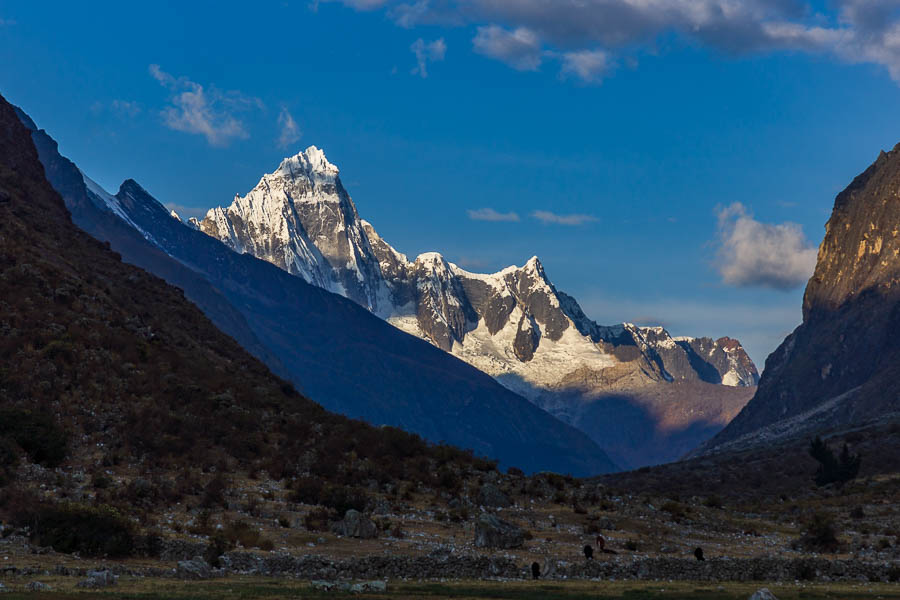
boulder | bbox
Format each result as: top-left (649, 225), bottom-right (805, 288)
top-left (331, 510), bottom-right (378, 539)
top-left (474, 513), bottom-right (524, 548)
top-left (350, 581), bottom-right (387, 592)
top-left (477, 483), bottom-right (511, 508)
top-left (749, 589), bottom-right (778, 600)
top-left (177, 556), bottom-right (212, 580)
top-left (25, 582), bottom-right (51, 591)
top-left (77, 570), bottom-right (118, 588)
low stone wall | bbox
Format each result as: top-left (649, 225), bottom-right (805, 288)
top-left (216, 552), bottom-right (898, 584)
top-left (2, 553), bottom-right (896, 584)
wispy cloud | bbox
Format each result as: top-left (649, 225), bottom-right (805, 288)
top-left (149, 64), bottom-right (262, 146)
top-left (331, 0), bottom-right (900, 85)
top-left (0, 18), bottom-right (17, 26)
top-left (277, 106), bottom-right (301, 148)
top-left (559, 49), bottom-right (612, 84)
top-left (410, 37), bottom-right (446, 77)
top-left (473, 25), bottom-right (542, 71)
top-left (467, 207), bottom-right (520, 222)
top-left (532, 210), bottom-right (598, 225)
top-left (91, 99), bottom-right (142, 119)
top-left (714, 202), bottom-right (818, 291)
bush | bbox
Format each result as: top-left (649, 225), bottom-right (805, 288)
top-left (0, 409), bottom-right (67, 467)
top-left (18, 503), bottom-right (133, 557)
top-left (703, 495), bottom-right (724, 509)
top-left (809, 437), bottom-right (860, 486)
top-left (797, 512), bottom-right (840, 552)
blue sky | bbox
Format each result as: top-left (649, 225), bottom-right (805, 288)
top-left (4, 0), bottom-right (900, 368)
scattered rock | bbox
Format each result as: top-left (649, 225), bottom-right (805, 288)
top-left (749, 589), bottom-right (778, 600)
top-left (77, 570), bottom-right (118, 588)
top-left (477, 483), bottom-right (511, 508)
top-left (0, 583), bottom-right (8, 593)
top-left (350, 580), bottom-right (387, 592)
top-left (177, 556), bottom-right (212, 580)
top-left (331, 510), bottom-right (378, 539)
top-left (474, 514), bottom-right (524, 549)
top-left (25, 581), bottom-right (51, 591)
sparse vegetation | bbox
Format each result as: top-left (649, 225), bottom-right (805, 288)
top-left (809, 436), bottom-right (861, 487)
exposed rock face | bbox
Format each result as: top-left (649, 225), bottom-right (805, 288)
top-left (474, 514), bottom-right (524, 549)
top-left (197, 147), bottom-right (758, 467)
top-left (331, 510), bottom-right (378, 539)
top-left (477, 483), bottom-right (512, 508)
top-left (709, 144), bottom-right (900, 450)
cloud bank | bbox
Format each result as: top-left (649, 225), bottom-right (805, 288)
top-left (326, 0), bottom-right (900, 84)
top-left (715, 202), bottom-right (818, 290)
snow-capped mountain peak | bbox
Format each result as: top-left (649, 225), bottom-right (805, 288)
top-left (198, 146), bottom-right (759, 400)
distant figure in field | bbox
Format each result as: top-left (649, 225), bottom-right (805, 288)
top-left (583, 544), bottom-right (593, 560)
top-left (596, 535), bottom-right (605, 551)
top-left (531, 561), bottom-right (540, 579)
top-left (694, 547), bottom-right (705, 561)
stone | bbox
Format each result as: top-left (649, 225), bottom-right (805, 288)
top-left (749, 589), bottom-right (779, 600)
top-left (349, 580), bottom-right (387, 592)
top-left (177, 556), bottom-right (212, 580)
top-left (331, 510), bottom-right (378, 539)
top-left (477, 483), bottom-right (511, 508)
top-left (25, 582), bottom-right (51, 591)
top-left (474, 513), bottom-right (524, 549)
top-left (77, 570), bottom-right (118, 588)
top-left (0, 583), bottom-right (8, 593)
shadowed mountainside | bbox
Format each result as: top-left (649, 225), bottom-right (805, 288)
top-left (15, 105), bottom-right (616, 477)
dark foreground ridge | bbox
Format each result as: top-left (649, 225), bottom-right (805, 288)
top-left (14, 104), bottom-right (616, 477)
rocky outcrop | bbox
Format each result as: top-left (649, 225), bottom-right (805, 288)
top-left (474, 514), bottom-right (524, 549)
top-left (710, 144), bottom-right (900, 449)
top-left (331, 510), bottom-right (378, 539)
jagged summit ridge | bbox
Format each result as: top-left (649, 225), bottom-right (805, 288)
top-left (198, 146), bottom-right (758, 398)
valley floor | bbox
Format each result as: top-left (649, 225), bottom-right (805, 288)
top-left (0, 576), bottom-right (898, 599)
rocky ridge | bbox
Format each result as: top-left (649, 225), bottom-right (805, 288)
top-left (709, 143), bottom-right (900, 449)
top-left (198, 147), bottom-right (759, 467)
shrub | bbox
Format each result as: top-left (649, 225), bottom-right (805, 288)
top-left (809, 437), bottom-right (860, 487)
top-left (303, 508), bottom-right (331, 532)
top-left (797, 512), bottom-right (840, 552)
top-left (0, 409), bottom-right (67, 467)
top-left (703, 495), bottom-right (724, 509)
top-left (18, 503), bottom-right (133, 557)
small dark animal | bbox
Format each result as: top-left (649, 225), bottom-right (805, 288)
top-left (531, 561), bottom-right (540, 579)
top-left (694, 547), bottom-right (705, 561)
top-left (596, 535), bottom-right (605, 550)
top-left (583, 544), bottom-right (593, 560)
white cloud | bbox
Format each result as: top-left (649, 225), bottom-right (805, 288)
top-left (149, 64), bottom-right (262, 147)
top-left (277, 107), bottom-right (301, 148)
top-left (714, 202), bottom-right (818, 291)
top-left (467, 207), bottom-right (520, 222)
top-left (559, 49), bottom-right (612, 83)
top-left (332, 0), bottom-right (900, 84)
top-left (410, 37), bottom-right (447, 77)
top-left (531, 210), bottom-right (598, 225)
top-left (473, 25), bottom-right (543, 70)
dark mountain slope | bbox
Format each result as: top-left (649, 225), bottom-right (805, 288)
top-left (708, 145), bottom-right (900, 450)
top-left (13, 107), bottom-right (287, 378)
top-left (15, 107), bottom-right (616, 476)
top-left (0, 91), bottom-right (501, 492)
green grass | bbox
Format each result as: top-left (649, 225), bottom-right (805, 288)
top-left (0, 577), bottom-right (899, 600)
